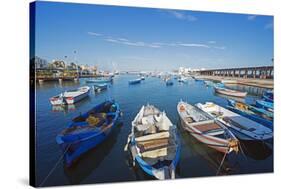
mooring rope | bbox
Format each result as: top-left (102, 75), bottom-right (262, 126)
top-left (39, 145), bottom-right (70, 187)
top-left (216, 148), bottom-right (228, 175)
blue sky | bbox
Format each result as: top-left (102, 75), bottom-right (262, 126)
top-left (34, 1), bottom-right (273, 71)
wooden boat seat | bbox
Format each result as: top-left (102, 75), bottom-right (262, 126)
top-left (138, 138), bottom-right (170, 152)
top-left (135, 131), bottom-right (170, 142)
top-left (141, 145), bottom-right (176, 160)
top-left (193, 122), bottom-right (221, 133)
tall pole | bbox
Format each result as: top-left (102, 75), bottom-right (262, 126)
top-left (74, 50), bottom-right (79, 78)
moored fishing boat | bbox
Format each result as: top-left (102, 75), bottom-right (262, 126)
top-left (56, 100), bottom-right (120, 167)
top-left (129, 78), bottom-right (142, 85)
top-left (49, 86), bottom-right (90, 105)
top-left (127, 105), bottom-right (180, 179)
top-left (178, 77), bottom-right (188, 83)
top-left (214, 86), bottom-right (247, 98)
top-left (93, 83), bottom-right (108, 93)
top-left (177, 101), bottom-right (239, 154)
top-left (64, 86), bottom-right (91, 104)
top-left (256, 100), bottom-right (273, 112)
top-left (166, 79), bottom-right (173, 86)
top-left (49, 94), bottom-right (64, 105)
top-left (262, 90), bottom-right (273, 103)
top-left (86, 77), bottom-right (112, 83)
top-left (196, 102), bottom-right (273, 143)
top-left (227, 99), bottom-right (273, 128)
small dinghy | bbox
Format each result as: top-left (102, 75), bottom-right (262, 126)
top-left (127, 105), bottom-right (180, 180)
top-left (166, 79), bottom-right (173, 86)
top-left (56, 100), bottom-right (120, 166)
top-left (86, 77), bottom-right (112, 83)
top-left (177, 101), bottom-right (239, 154)
top-left (129, 78), bottom-right (142, 85)
top-left (227, 99), bottom-right (273, 128)
top-left (49, 86), bottom-right (90, 105)
top-left (178, 77), bottom-right (188, 83)
top-left (196, 102), bottom-right (273, 143)
top-left (214, 86), bottom-right (247, 98)
top-left (93, 83), bottom-right (108, 93)
top-left (256, 100), bottom-right (273, 112)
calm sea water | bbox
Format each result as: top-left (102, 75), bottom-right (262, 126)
top-left (35, 75), bottom-right (273, 187)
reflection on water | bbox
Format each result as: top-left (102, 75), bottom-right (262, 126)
top-left (239, 140), bottom-right (273, 160)
top-left (177, 121), bottom-right (238, 176)
top-left (214, 93), bottom-right (246, 103)
top-left (35, 75), bottom-right (273, 186)
top-left (51, 97), bottom-right (92, 113)
top-left (64, 123), bottom-right (123, 184)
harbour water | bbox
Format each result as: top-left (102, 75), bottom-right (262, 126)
top-left (35, 75), bottom-right (273, 186)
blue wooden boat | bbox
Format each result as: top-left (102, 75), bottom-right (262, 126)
top-left (56, 100), bottom-right (120, 167)
top-left (86, 77), bottom-right (112, 83)
top-left (256, 100), bottom-right (273, 112)
top-left (166, 79), bottom-right (173, 86)
top-left (262, 90), bottom-right (273, 103)
top-left (128, 78), bottom-right (142, 85)
top-left (127, 105), bottom-right (180, 179)
top-left (227, 99), bottom-right (273, 128)
top-left (93, 83), bottom-right (108, 92)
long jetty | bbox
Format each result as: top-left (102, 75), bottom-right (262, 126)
top-left (196, 66), bottom-right (273, 89)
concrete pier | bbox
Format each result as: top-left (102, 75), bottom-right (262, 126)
top-left (196, 66), bottom-right (273, 89)
top-left (196, 75), bottom-right (273, 89)
top-left (199, 66), bottom-right (273, 79)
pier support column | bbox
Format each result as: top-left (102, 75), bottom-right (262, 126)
top-left (59, 78), bottom-right (63, 84)
top-left (38, 79), bottom-right (44, 85)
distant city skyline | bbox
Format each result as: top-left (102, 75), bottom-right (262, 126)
top-left (34, 1), bottom-right (273, 71)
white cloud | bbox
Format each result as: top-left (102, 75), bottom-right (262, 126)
top-left (213, 46), bottom-right (226, 50)
top-left (167, 10), bottom-right (197, 22)
top-left (118, 38), bottom-right (129, 41)
top-left (264, 22), bottom-right (273, 30)
top-left (105, 38), bottom-right (119, 43)
top-left (178, 43), bottom-right (210, 48)
top-left (247, 15), bottom-right (257, 21)
top-left (88, 31), bottom-right (225, 50)
top-left (87, 32), bottom-right (102, 36)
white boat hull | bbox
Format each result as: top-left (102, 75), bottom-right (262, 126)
top-left (65, 89), bottom-right (90, 104)
top-left (179, 119), bottom-right (233, 154)
top-left (196, 102), bottom-right (273, 142)
top-left (50, 97), bottom-right (64, 105)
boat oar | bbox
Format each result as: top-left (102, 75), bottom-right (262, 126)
top-left (124, 134), bottom-right (132, 151)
